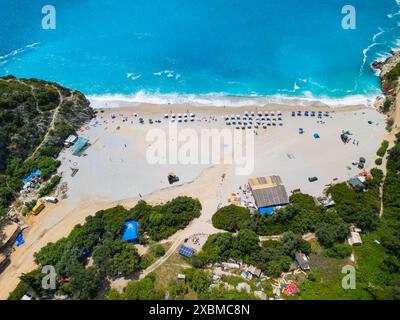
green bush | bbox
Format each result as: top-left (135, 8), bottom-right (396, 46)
top-left (7, 281), bottom-right (32, 300)
top-left (129, 197), bottom-right (202, 241)
top-left (149, 244), bottom-right (164, 257)
top-left (377, 140), bottom-right (390, 158)
top-left (212, 204), bottom-right (251, 232)
top-left (324, 243), bottom-right (353, 258)
top-left (38, 175), bottom-right (61, 197)
top-left (316, 220), bottom-right (349, 248)
top-left (375, 158), bottom-right (383, 166)
top-left (385, 62), bottom-right (400, 81)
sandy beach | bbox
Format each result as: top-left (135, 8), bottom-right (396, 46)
top-left (0, 102), bottom-right (387, 299)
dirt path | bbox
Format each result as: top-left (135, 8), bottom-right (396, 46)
top-left (26, 86), bottom-right (64, 161)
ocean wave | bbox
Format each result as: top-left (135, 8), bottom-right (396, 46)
top-left (127, 72), bottom-right (142, 81)
top-left (0, 42), bottom-right (40, 61)
top-left (88, 90), bottom-right (381, 109)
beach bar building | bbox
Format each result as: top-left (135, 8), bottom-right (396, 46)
top-left (121, 220), bottom-right (139, 243)
top-left (248, 175), bottom-right (289, 215)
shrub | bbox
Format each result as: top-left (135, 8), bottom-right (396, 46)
top-left (377, 140), bottom-right (389, 158)
top-left (324, 243), bottom-right (353, 258)
top-left (316, 220), bottom-right (349, 248)
top-left (212, 204), bottom-right (251, 232)
top-left (38, 175), bottom-right (61, 197)
top-left (375, 158), bottom-right (383, 166)
top-left (151, 244), bottom-right (165, 257)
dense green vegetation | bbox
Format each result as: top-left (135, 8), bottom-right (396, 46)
top-left (8, 197), bottom-right (200, 300)
top-left (0, 76), bottom-right (93, 216)
top-left (212, 204), bottom-right (251, 232)
top-left (323, 243), bottom-right (352, 259)
top-left (1, 156), bottom-right (61, 215)
top-left (211, 195), bottom-right (328, 236)
top-left (38, 175), bottom-right (61, 197)
top-left (377, 140), bottom-right (390, 157)
top-left (385, 62), bottom-right (400, 82)
top-left (327, 169), bottom-right (383, 232)
top-left (105, 275), bottom-right (164, 300)
top-left (377, 133), bottom-right (400, 298)
top-left (315, 220), bottom-right (349, 248)
top-left (196, 230), bottom-right (310, 277)
top-left (299, 135), bottom-right (400, 299)
top-left (130, 197), bottom-right (202, 241)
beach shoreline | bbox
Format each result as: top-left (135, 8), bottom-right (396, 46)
top-left (90, 101), bottom-right (370, 117)
top-left (88, 94), bottom-right (380, 110)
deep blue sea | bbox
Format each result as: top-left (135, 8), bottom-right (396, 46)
top-left (1, 0), bottom-right (400, 106)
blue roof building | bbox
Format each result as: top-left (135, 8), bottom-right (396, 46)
top-left (121, 220), bottom-right (138, 243)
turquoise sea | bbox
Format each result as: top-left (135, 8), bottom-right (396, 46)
top-left (1, 0), bottom-right (400, 106)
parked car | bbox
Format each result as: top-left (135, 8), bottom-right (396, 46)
top-left (308, 177), bottom-right (318, 182)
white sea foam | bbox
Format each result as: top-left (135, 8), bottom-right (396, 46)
top-left (88, 90), bottom-right (381, 109)
top-left (0, 42), bottom-right (40, 61)
top-left (126, 72), bottom-right (142, 81)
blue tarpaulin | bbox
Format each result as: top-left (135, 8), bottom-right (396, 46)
top-left (314, 133), bottom-right (320, 139)
top-left (16, 231), bottom-right (25, 247)
top-left (121, 220), bottom-right (138, 242)
top-left (259, 207), bottom-right (276, 216)
top-left (179, 245), bottom-right (194, 258)
top-left (22, 169), bottom-right (41, 184)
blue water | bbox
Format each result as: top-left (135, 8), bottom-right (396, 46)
top-left (1, 0), bottom-right (399, 105)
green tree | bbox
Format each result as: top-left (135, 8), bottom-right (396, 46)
top-left (184, 269), bottom-right (211, 294)
top-left (211, 205), bottom-right (251, 232)
top-left (281, 231), bottom-right (311, 257)
top-left (316, 220), bottom-right (348, 248)
top-left (123, 276), bottom-right (163, 300)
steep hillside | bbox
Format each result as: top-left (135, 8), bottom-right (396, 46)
top-left (373, 51), bottom-right (400, 131)
top-left (0, 76), bottom-right (94, 216)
